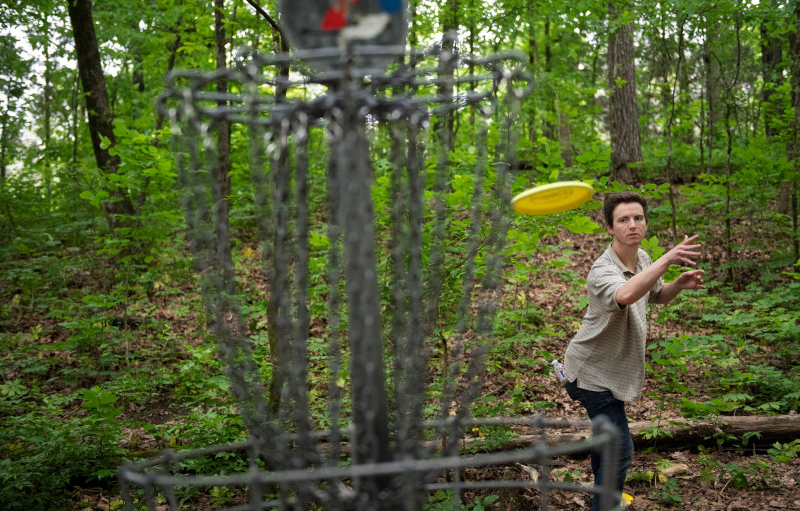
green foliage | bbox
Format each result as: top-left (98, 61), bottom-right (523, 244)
top-left (640, 235), bottom-right (665, 261)
top-left (767, 440), bottom-right (800, 463)
top-left (646, 275), bottom-right (800, 419)
top-left (424, 490), bottom-right (499, 511)
top-left (0, 386), bottom-right (125, 511)
top-left (697, 446), bottom-right (780, 492)
top-left (156, 407), bottom-right (248, 474)
top-left (554, 468), bottom-right (584, 483)
top-left (626, 469), bottom-right (655, 484)
top-left (466, 424), bottom-right (518, 453)
top-left (651, 478), bottom-right (683, 507)
top-left (82, 386), bottom-right (124, 439)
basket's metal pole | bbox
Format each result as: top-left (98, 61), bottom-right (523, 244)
top-left (595, 416), bottom-right (621, 511)
top-left (332, 45), bottom-right (393, 507)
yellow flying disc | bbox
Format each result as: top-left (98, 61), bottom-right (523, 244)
top-left (511, 181), bottom-right (593, 215)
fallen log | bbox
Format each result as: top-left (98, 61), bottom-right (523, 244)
top-left (472, 414), bottom-right (800, 452)
top-left (629, 413), bottom-right (800, 448)
top-left (192, 414), bottom-right (798, 461)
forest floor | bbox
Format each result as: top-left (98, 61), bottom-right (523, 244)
top-left (18, 219), bottom-right (797, 511)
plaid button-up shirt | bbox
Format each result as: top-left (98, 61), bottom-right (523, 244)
top-left (563, 244), bottom-right (663, 402)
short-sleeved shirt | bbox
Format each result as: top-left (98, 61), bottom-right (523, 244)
top-left (563, 244), bottom-right (663, 402)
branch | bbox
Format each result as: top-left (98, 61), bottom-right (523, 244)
top-left (243, 0), bottom-right (288, 45)
top-left (725, 12), bottom-right (742, 94)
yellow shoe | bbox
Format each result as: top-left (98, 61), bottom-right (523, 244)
top-left (620, 492), bottom-right (633, 508)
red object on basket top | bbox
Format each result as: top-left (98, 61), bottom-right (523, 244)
top-left (321, 0), bottom-right (361, 31)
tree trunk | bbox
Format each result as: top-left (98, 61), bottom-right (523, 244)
top-left (543, 19), bottom-right (555, 141)
top-left (0, 110), bottom-right (7, 186)
top-left (436, 0), bottom-right (458, 151)
top-left (788, 2), bottom-right (800, 258)
top-left (559, 110), bottom-right (573, 168)
top-left (723, 15), bottom-right (742, 286)
top-left (607, 0), bottom-right (642, 184)
top-left (0, 109), bottom-right (17, 237)
top-left (760, 11), bottom-right (784, 140)
top-left (71, 71), bottom-right (80, 170)
top-left (42, 13), bottom-right (53, 209)
top-left (409, 0), bottom-right (418, 51)
top-left (467, 0), bottom-right (475, 126)
top-left (132, 47), bottom-right (145, 95)
top-left (678, 39), bottom-right (693, 147)
top-left (214, 0), bottom-right (235, 296)
top-left (540, 19), bottom-right (573, 168)
top-left (527, 20), bottom-right (538, 145)
top-left (66, 0), bottom-right (135, 228)
top-left (481, 415), bottom-right (800, 452)
top-left (702, 20), bottom-right (720, 172)
top-left (782, 3), bottom-right (800, 218)
top-left (242, 0), bottom-right (290, 412)
top-left (663, 15), bottom-right (685, 245)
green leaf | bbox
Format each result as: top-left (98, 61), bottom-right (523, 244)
top-left (562, 215), bottom-right (599, 234)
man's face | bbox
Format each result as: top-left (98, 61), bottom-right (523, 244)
top-left (607, 202), bottom-right (648, 247)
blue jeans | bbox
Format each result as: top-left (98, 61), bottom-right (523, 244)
top-left (564, 379), bottom-right (633, 511)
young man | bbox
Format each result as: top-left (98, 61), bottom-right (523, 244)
top-left (562, 192), bottom-right (705, 510)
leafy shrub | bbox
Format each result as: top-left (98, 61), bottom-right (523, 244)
top-left (0, 412), bottom-right (124, 511)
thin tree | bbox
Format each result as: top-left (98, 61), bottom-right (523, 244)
top-left (655, 4), bottom-right (687, 245)
top-left (758, 0), bottom-right (784, 140)
top-left (214, 0), bottom-right (235, 297)
top-left (722, 12), bottom-right (742, 285)
top-left (789, 2), bottom-right (800, 262)
top-left (243, 0), bottom-right (291, 411)
top-left (436, 0), bottom-right (458, 151)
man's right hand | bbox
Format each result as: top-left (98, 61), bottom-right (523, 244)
top-left (661, 234), bottom-right (703, 268)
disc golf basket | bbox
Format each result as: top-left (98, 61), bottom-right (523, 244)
top-left (119, 2), bottom-right (623, 509)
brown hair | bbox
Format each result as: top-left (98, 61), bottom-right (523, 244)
top-left (603, 192), bottom-right (648, 227)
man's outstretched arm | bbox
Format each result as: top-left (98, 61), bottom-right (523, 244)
top-left (616, 235), bottom-right (705, 306)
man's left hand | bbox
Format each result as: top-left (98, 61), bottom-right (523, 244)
top-left (673, 269), bottom-right (706, 290)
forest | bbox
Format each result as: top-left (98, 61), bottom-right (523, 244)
top-left (1, 0), bottom-right (799, 510)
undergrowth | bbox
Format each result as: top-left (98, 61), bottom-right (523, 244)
top-left (1, 180), bottom-right (798, 509)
